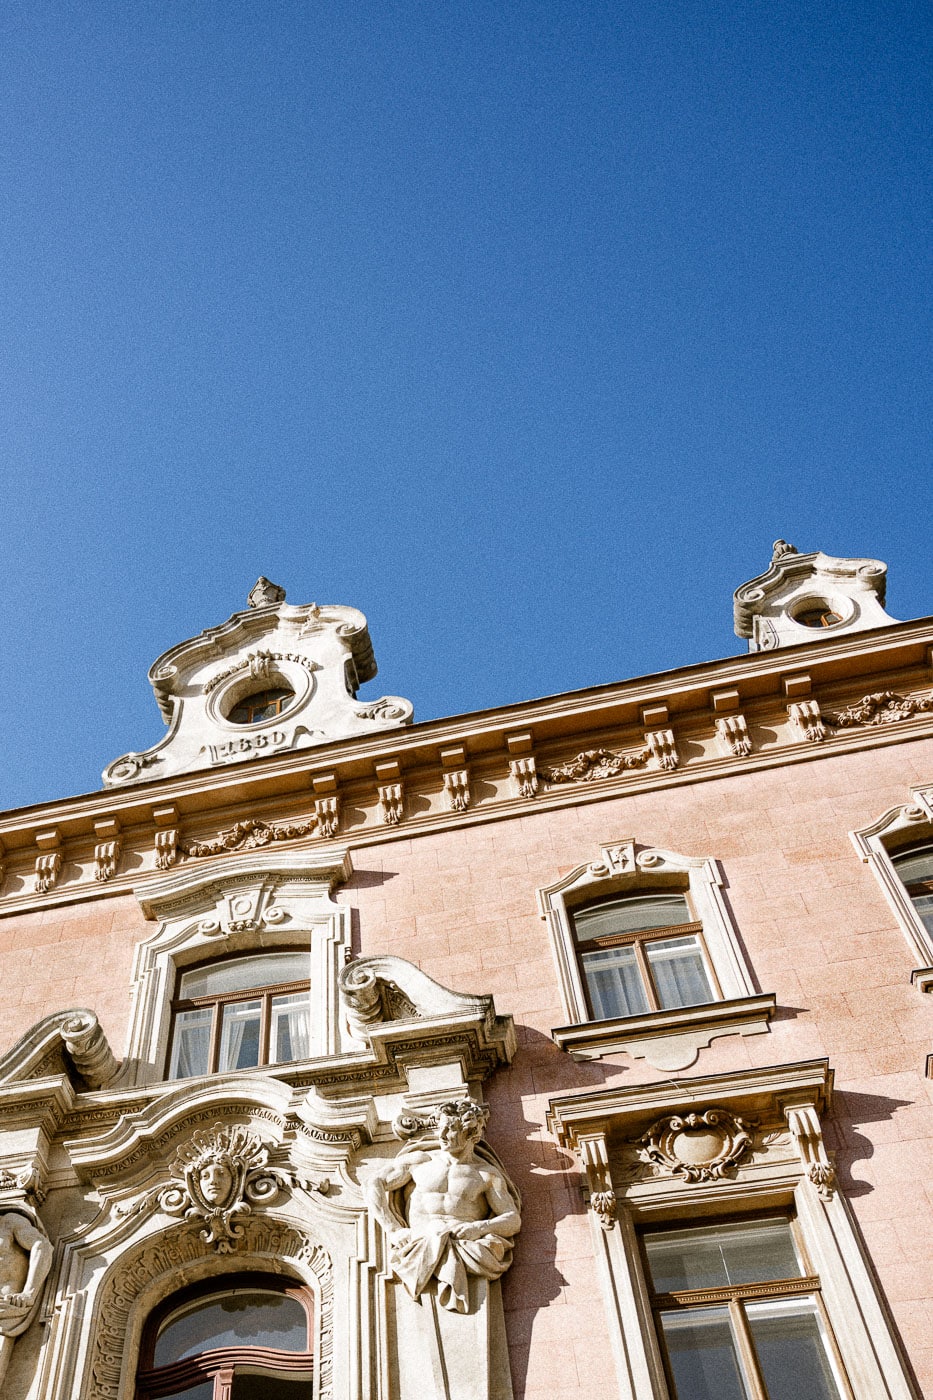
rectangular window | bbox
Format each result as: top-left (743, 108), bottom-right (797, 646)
top-left (643, 1218), bottom-right (848, 1400)
top-left (573, 893), bottom-right (718, 1021)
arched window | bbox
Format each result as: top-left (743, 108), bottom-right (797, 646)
top-left (136, 1275), bottom-right (314, 1399)
top-left (168, 951), bottom-right (312, 1080)
top-left (572, 889), bottom-right (718, 1020)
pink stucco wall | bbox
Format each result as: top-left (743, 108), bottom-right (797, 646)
top-left (0, 735), bottom-right (930, 1395)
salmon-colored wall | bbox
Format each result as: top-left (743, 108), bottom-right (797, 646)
top-left (0, 736), bottom-right (931, 1396)
top-left (343, 738), bottom-right (933, 1398)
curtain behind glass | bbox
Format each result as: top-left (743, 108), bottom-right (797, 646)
top-left (271, 992), bottom-right (311, 1063)
top-left (646, 936), bottom-right (714, 1010)
top-left (218, 1000), bottom-right (261, 1071)
top-left (582, 946), bottom-right (649, 1018)
top-left (169, 1009), bottom-right (212, 1079)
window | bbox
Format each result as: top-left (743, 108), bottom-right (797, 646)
top-left (228, 688), bottom-right (294, 725)
top-left (793, 605), bottom-right (842, 629)
top-left (891, 843), bottom-right (933, 938)
top-left (572, 891), bottom-right (717, 1020)
top-left (136, 1276), bottom-right (314, 1399)
top-left (169, 952), bottom-right (311, 1079)
top-left (644, 1217), bottom-right (848, 1400)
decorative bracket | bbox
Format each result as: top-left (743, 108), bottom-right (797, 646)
top-left (716, 714), bottom-right (752, 759)
top-left (154, 829), bottom-right (179, 870)
top-left (788, 699), bottom-right (826, 743)
top-left (35, 851), bottom-right (61, 895)
top-left (314, 796), bottom-right (340, 839)
top-left (442, 769), bottom-right (470, 813)
top-left (784, 1099), bottom-right (835, 1200)
top-left (378, 783), bottom-right (404, 826)
top-left (509, 756), bottom-right (538, 799)
top-left (645, 729), bottom-right (678, 771)
top-left (578, 1131), bottom-right (616, 1229)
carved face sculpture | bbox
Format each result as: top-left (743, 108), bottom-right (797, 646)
top-left (198, 1160), bottom-right (234, 1206)
top-left (437, 1109), bottom-right (484, 1156)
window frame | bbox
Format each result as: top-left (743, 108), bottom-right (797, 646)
top-left (539, 841), bottom-right (771, 1069)
top-left (135, 1272), bottom-right (315, 1400)
top-left (640, 1213), bottom-right (851, 1400)
top-left (546, 1059), bottom-right (918, 1400)
top-left (168, 951), bottom-right (313, 1079)
top-left (572, 892), bottom-right (721, 1020)
top-left (851, 786), bottom-right (933, 985)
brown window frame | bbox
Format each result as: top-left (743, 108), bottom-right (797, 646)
top-left (136, 1273), bottom-right (314, 1399)
top-left (571, 894), bottom-right (722, 1019)
top-left (168, 954), bottom-right (312, 1078)
top-left (640, 1214), bottom-right (852, 1400)
top-left (227, 687), bottom-right (294, 725)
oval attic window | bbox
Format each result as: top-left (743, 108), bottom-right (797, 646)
top-left (793, 603), bottom-right (842, 629)
top-left (228, 687), bottom-right (295, 724)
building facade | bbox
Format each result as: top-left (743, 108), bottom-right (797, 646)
top-left (0, 546), bottom-right (930, 1398)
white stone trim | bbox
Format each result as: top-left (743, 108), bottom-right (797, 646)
top-left (548, 1061), bottom-right (917, 1400)
top-left (121, 850), bottom-right (353, 1086)
top-left (850, 784), bottom-right (933, 969)
top-left (537, 840), bottom-right (759, 1067)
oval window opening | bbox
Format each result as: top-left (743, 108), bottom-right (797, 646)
top-left (228, 687), bottom-right (294, 724)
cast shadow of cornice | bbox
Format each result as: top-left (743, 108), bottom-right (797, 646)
top-left (492, 1024), bottom-right (624, 1399)
top-left (829, 1088), bottom-right (915, 1198)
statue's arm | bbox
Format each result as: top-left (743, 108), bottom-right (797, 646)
top-left (452, 1170), bottom-right (521, 1242)
top-left (366, 1153), bottom-right (422, 1235)
top-left (8, 1219), bottom-right (52, 1307)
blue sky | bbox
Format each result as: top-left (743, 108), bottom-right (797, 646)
top-left (1, 0), bottom-right (930, 809)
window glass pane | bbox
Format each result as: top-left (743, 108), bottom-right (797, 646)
top-left (155, 1289), bottom-right (309, 1364)
top-left (180, 953), bottom-right (309, 999)
top-left (219, 1000), bottom-right (262, 1071)
top-left (746, 1298), bottom-right (844, 1400)
top-left (271, 991), bottom-right (311, 1063)
top-left (581, 946), bottom-right (650, 1018)
top-left (646, 1220), bottom-right (802, 1293)
top-left (158, 1383), bottom-right (215, 1400)
top-left (646, 936), bottom-right (714, 1010)
top-left (891, 845), bottom-right (933, 884)
top-left (660, 1306), bottom-right (751, 1400)
top-left (169, 1008), bottom-right (212, 1079)
top-left (912, 891), bottom-right (933, 936)
top-left (573, 893), bottom-right (691, 942)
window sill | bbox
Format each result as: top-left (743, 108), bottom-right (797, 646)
top-left (551, 993), bottom-right (776, 1072)
top-left (911, 966), bottom-right (933, 993)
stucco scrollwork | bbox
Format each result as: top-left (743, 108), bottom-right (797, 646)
top-left (366, 1097), bottom-right (521, 1314)
top-left (826, 690), bottom-right (933, 729)
top-left (540, 747), bottom-right (649, 785)
top-left (635, 1107), bottom-right (753, 1182)
top-left (157, 1123), bottom-right (289, 1252)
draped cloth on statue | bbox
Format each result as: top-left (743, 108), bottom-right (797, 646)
top-left (389, 1227), bottom-right (514, 1313)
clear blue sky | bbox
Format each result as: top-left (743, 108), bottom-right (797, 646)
top-left (1, 0), bottom-right (930, 809)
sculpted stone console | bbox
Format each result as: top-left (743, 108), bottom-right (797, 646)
top-left (367, 1099), bottom-right (521, 1400)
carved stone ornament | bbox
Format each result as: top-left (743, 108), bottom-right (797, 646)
top-left (0, 1203), bottom-right (53, 1387)
top-left (509, 755), bottom-right (538, 798)
top-left (826, 690), bottom-right (933, 729)
top-left (154, 827), bottom-right (179, 869)
top-left (636, 1108), bottom-right (753, 1182)
top-left (443, 768), bottom-right (471, 812)
top-left (378, 782), bottom-right (404, 825)
top-left (788, 699), bottom-right (826, 743)
top-left (204, 648), bottom-right (317, 694)
top-left (646, 728), bottom-right (678, 771)
top-left (156, 1123), bottom-right (288, 1252)
top-left (181, 815), bottom-right (323, 859)
top-left (34, 850), bottom-right (62, 894)
top-left (716, 713), bottom-right (752, 759)
top-left (366, 1097), bottom-right (521, 1314)
top-left (540, 747), bottom-right (649, 785)
top-left (247, 576), bottom-right (287, 608)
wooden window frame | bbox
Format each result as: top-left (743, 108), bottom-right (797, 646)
top-left (573, 899), bottom-right (722, 1019)
top-left (641, 1214), bottom-right (852, 1400)
top-left (136, 1274), bottom-right (315, 1400)
top-left (228, 688), bottom-right (294, 726)
top-left (168, 955), bottom-right (312, 1078)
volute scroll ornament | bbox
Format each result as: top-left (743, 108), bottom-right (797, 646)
top-left (636, 1108), bottom-right (753, 1182)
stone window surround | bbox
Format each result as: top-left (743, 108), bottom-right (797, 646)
top-left (538, 840), bottom-right (774, 1071)
top-left (120, 849), bottom-right (353, 1088)
top-left (850, 783), bottom-right (933, 992)
top-left (546, 1059), bottom-right (917, 1400)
